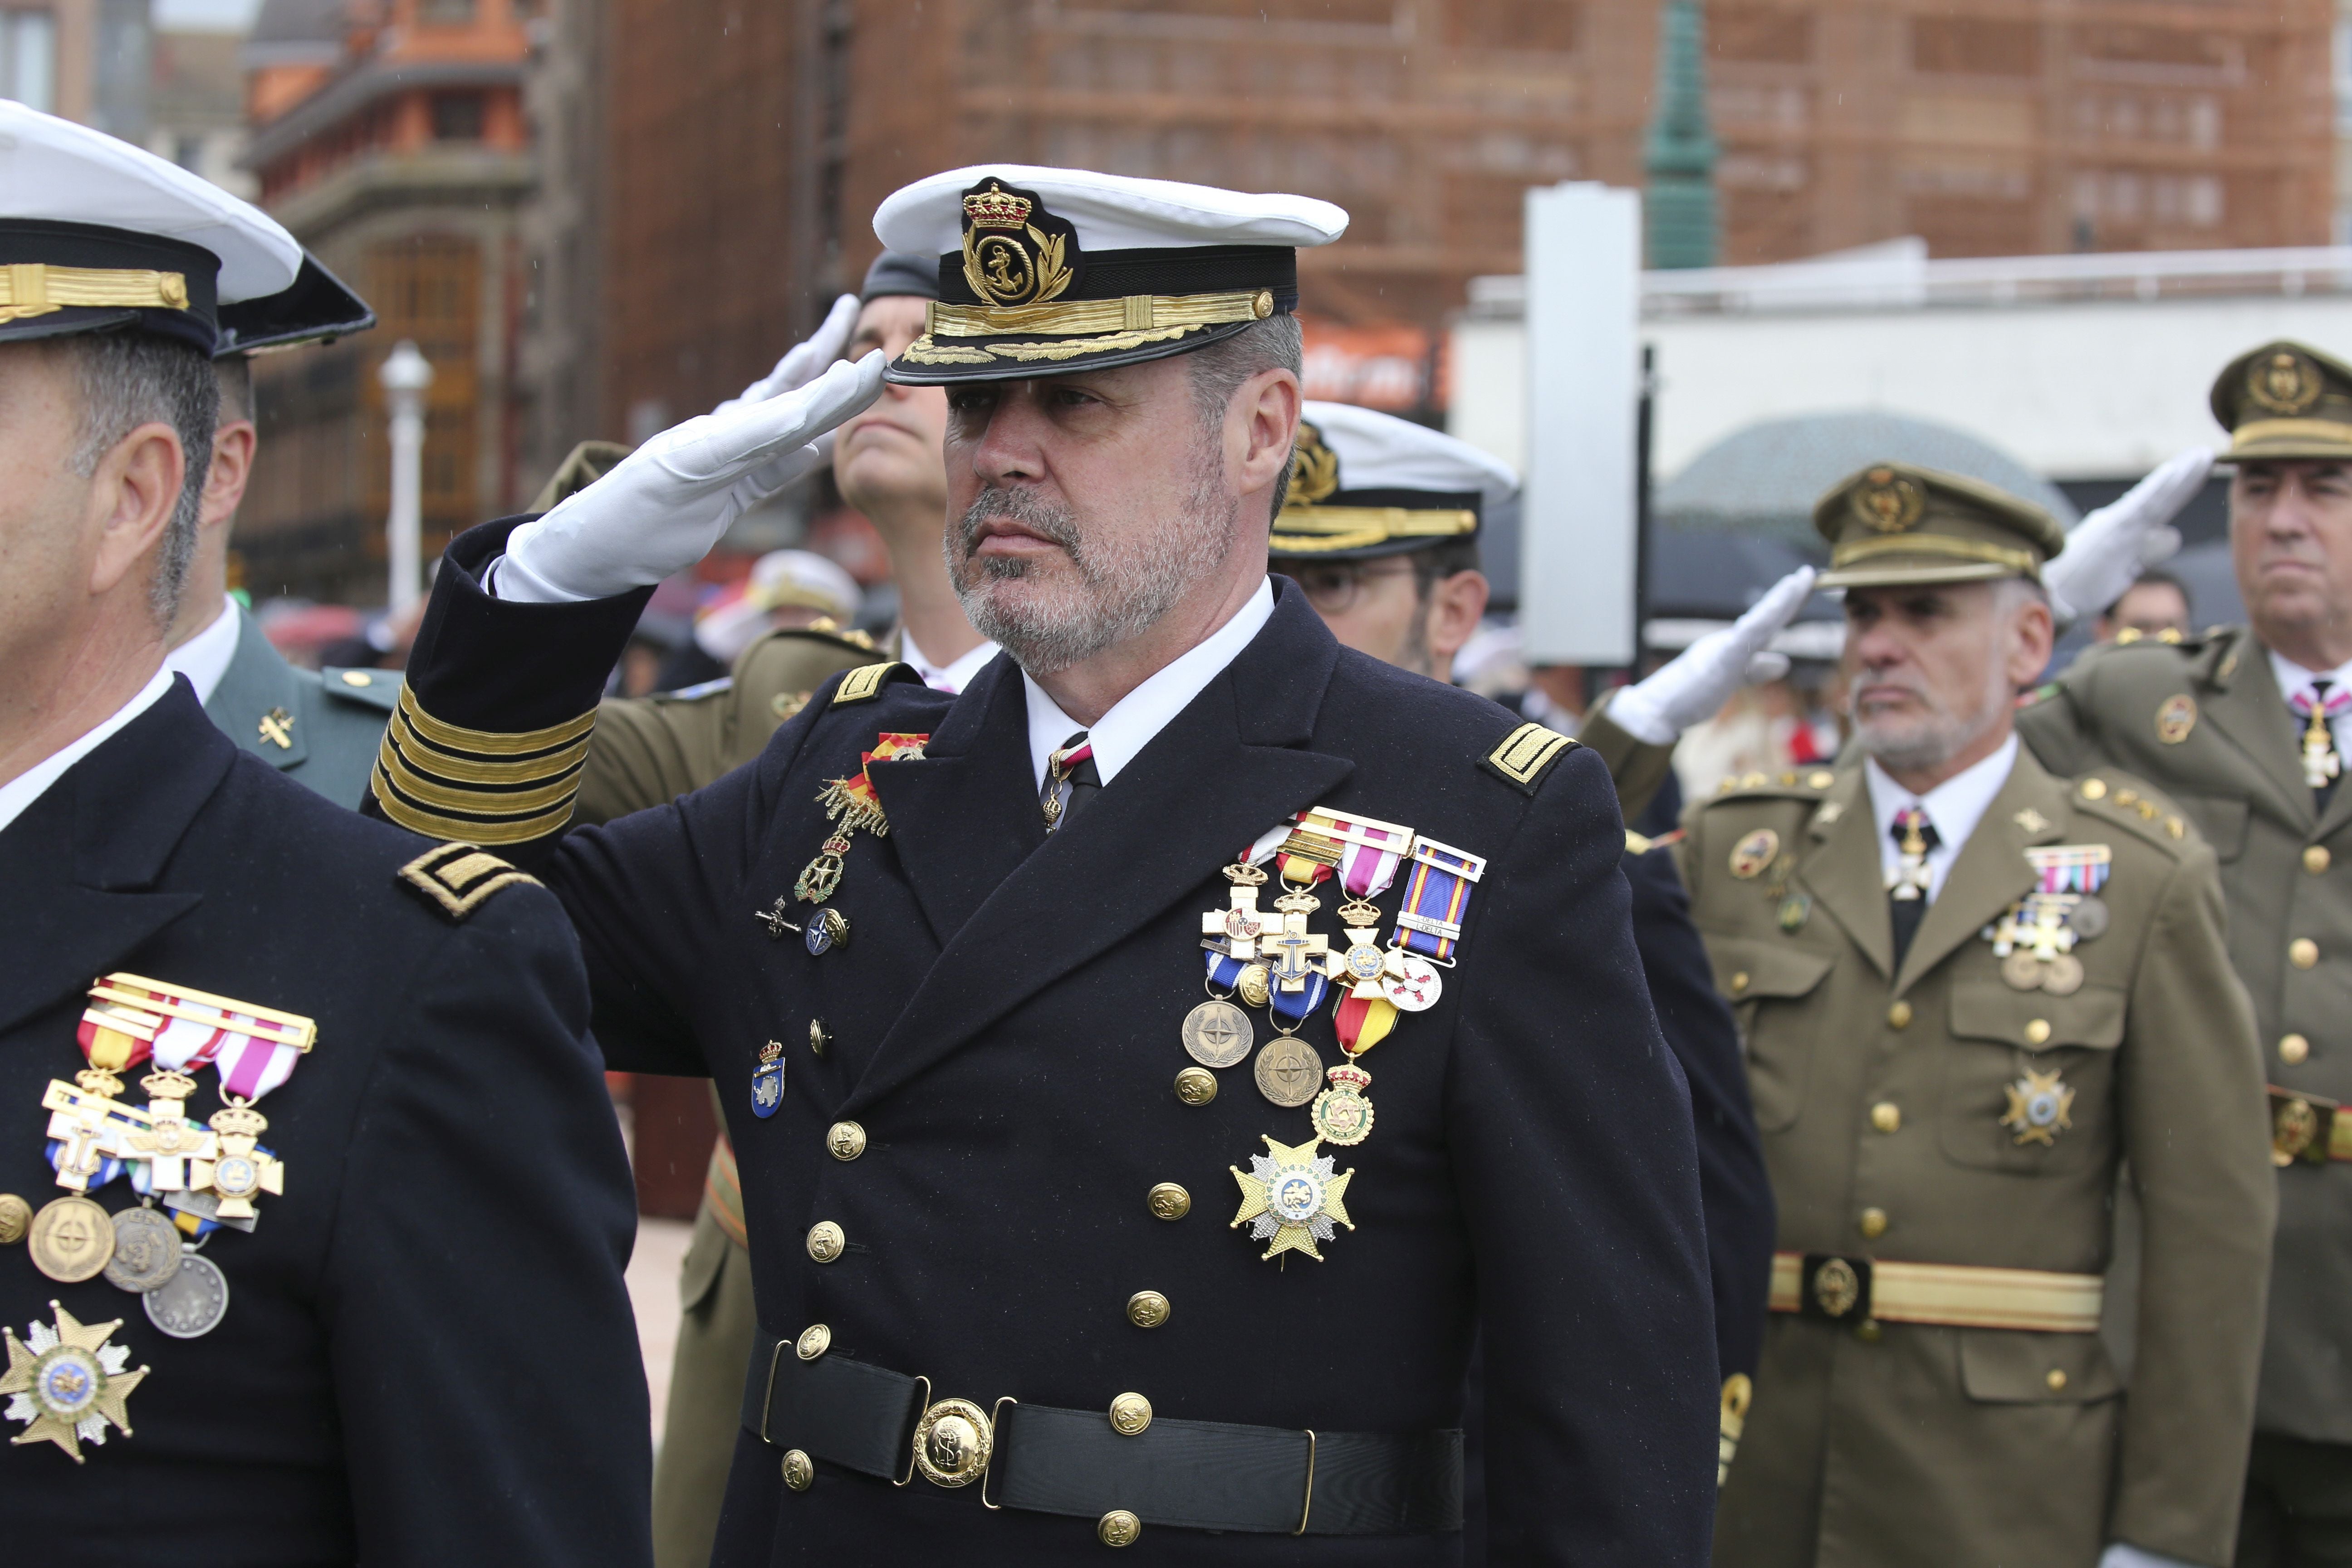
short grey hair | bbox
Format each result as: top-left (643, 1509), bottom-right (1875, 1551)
top-left (1185, 314), bottom-right (1305, 519)
top-left (64, 331), bottom-right (218, 623)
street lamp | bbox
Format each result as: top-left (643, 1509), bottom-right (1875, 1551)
top-left (378, 339), bottom-right (434, 617)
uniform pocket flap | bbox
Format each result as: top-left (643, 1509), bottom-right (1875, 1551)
top-left (1949, 981), bottom-right (2125, 1052)
top-left (1708, 937), bottom-right (1835, 1004)
top-left (1957, 1327), bottom-right (2122, 1405)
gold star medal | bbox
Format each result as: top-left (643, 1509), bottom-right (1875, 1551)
top-left (2001, 1064), bottom-right (2075, 1146)
top-left (0, 1302), bottom-right (147, 1462)
top-left (1230, 1135), bottom-right (1355, 1262)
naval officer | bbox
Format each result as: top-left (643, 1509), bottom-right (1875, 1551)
top-left (1673, 463), bottom-right (2271, 1568)
top-left (369, 165), bottom-right (1717, 1563)
top-left (0, 102), bottom-right (650, 1561)
top-left (2017, 341), bottom-right (2352, 1566)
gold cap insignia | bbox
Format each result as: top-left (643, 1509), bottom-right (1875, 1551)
top-left (959, 179), bottom-right (1078, 309)
top-left (2247, 349), bottom-right (2324, 417)
top-left (1851, 467), bottom-right (1925, 534)
top-left (1288, 422), bottom-right (1340, 506)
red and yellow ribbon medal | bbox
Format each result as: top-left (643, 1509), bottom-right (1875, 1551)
top-left (1274, 809), bottom-right (1411, 1149)
top-left (794, 731), bottom-right (928, 906)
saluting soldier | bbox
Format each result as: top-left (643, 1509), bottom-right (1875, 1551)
top-left (0, 103), bottom-right (649, 1560)
top-left (2018, 340), bottom-right (2352, 1566)
top-left (368, 165), bottom-right (1718, 1562)
top-left (162, 263), bottom-right (402, 805)
top-left (1675, 464), bottom-right (2273, 1568)
top-left (1265, 402), bottom-right (1776, 1458)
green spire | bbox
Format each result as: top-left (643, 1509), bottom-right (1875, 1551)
top-left (1644, 0), bottom-right (1719, 270)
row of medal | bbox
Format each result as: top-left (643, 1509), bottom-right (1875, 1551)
top-left (753, 731), bottom-right (932, 959)
top-left (1, 974), bottom-right (312, 1462)
top-left (1183, 808), bottom-right (1485, 1265)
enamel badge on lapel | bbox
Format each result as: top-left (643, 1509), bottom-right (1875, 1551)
top-left (2001, 1063), bottom-right (2075, 1146)
top-left (751, 1041), bottom-right (785, 1118)
top-left (1728, 829), bottom-right (1778, 880)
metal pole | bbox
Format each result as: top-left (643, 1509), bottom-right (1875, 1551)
top-left (378, 340), bottom-right (434, 617)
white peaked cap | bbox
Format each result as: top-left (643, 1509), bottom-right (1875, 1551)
top-left (1301, 400), bottom-right (1519, 510)
top-left (0, 99), bottom-right (301, 303)
top-left (876, 165), bottom-right (1348, 255)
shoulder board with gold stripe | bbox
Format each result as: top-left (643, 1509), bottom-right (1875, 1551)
top-left (1483, 722), bottom-right (1578, 795)
top-left (397, 841), bottom-right (543, 921)
top-left (831, 662), bottom-right (907, 705)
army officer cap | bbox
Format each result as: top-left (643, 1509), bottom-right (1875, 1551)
top-left (2210, 339), bottom-right (2352, 464)
top-left (1813, 460), bottom-right (2069, 591)
top-left (872, 163), bottom-right (1347, 382)
top-left (1268, 399), bottom-right (1517, 563)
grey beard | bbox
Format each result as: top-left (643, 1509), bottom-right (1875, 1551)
top-left (946, 444), bottom-right (1239, 677)
top-left (1850, 656), bottom-right (2012, 773)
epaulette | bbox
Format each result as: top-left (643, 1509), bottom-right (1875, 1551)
top-left (322, 666), bottom-right (401, 712)
top-left (397, 841), bottom-right (543, 921)
top-left (1706, 766), bottom-right (1839, 801)
top-left (1483, 722), bottom-right (1578, 795)
top-left (830, 661), bottom-right (916, 706)
top-left (2070, 773), bottom-right (2191, 854)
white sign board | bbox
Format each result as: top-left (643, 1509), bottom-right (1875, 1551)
top-left (1520, 182), bottom-right (1642, 666)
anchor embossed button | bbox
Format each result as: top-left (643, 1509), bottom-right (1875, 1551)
top-left (806, 1221), bottom-right (845, 1263)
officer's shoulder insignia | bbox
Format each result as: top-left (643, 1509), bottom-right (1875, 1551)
top-left (2071, 774), bottom-right (2191, 852)
top-left (1483, 722), bottom-right (1578, 794)
top-left (397, 841), bottom-right (543, 920)
top-left (1710, 767), bottom-right (1834, 801)
top-left (830, 661), bottom-right (910, 706)
top-left (322, 667), bottom-right (402, 712)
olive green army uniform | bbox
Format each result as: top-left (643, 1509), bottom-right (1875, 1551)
top-left (1686, 464), bottom-right (2275, 1568)
top-left (2015, 340), bottom-right (2352, 1566)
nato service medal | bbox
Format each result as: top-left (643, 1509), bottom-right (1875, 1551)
top-left (1253, 1034), bottom-right (1323, 1108)
top-left (28, 1196), bottom-right (113, 1284)
top-left (143, 1252), bottom-right (230, 1339)
top-left (1181, 1000), bottom-right (1253, 1069)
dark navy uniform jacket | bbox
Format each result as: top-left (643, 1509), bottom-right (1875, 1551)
top-left (0, 680), bottom-right (649, 1566)
top-left (387, 523), bottom-right (1719, 1566)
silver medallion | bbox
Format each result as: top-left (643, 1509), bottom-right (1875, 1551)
top-left (1253, 1034), bottom-right (1324, 1108)
top-left (143, 1251), bottom-right (229, 1339)
top-left (1380, 951), bottom-right (1444, 1013)
top-left (2069, 895), bottom-right (2109, 941)
top-left (103, 1205), bottom-right (183, 1294)
top-left (1181, 1000), bottom-right (1253, 1069)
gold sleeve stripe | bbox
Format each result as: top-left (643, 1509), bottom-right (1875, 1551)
top-left (832, 662), bottom-right (904, 705)
top-left (396, 685), bottom-right (599, 755)
top-left (386, 710), bottom-right (592, 784)
top-left (372, 764), bottom-right (577, 844)
top-left (376, 732), bottom-right (585, 815)
top-left (1484, 722), bottom-right (1578, 794)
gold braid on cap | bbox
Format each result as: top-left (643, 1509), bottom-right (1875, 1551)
top-left (0, 262), bottom-right (191, 323)
top-left (1830, 533), bottom-right (2041, 577)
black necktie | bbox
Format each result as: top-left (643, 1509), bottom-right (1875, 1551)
top-left (1042, 731), bottom-right (1101, 832)
top-left (1887, 806), bottom-right (1941, 970)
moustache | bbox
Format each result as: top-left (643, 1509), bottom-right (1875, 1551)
top-left (956, 487), bottom-right (1083, 559)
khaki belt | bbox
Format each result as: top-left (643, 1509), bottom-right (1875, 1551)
top-left (1768, 1251), bottom-right (2102, 1333)
top-left (2269, 1086), bottom-right (2352, 1166)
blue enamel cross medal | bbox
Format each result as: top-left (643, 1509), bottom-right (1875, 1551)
top-left (751, 1041), bottom-right (785, 1118)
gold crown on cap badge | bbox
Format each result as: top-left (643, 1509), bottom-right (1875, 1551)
top-left (1851, 466), bottom-right (1926, 534)
top-left (962, 181), bottom-right (1034, 230)
top-left (2246, 349), bottom-right (2324, 417)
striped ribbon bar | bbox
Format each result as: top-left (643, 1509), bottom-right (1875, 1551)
top-left (1391, 838), bottom-right (1487, 964)
top-left (2023, 845), bottom-right (2111, 897)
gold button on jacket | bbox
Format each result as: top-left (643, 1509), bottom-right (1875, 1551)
top-left (1676, 743), bottom-right (2272, 1568)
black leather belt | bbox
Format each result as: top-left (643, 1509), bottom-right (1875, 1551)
top-left (742, 1328), bottom-right (1462, 1537)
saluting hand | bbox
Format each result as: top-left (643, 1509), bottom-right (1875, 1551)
top-left (497, 298), bottom-right (883, 603)
top-left (2042, 446), bottom-right (2212, 626)
top-left (1605, 565), bottom-right (1818, 746)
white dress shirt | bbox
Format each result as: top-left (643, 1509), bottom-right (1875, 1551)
top-left (0, 666), bottom-right (176, 837)
top-left (163, 594), bottom-right (243, 707)
top-left (2269, 649), bottom-right (2352, 754)
top-left (1024, 578), bottom-right (1276, 793)
top-left (1862, 732), bottom-right (2019, 903)
top-left (898, 625), bottom-right (1000, 696)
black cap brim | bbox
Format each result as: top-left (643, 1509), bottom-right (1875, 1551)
top-left (215, 253), bottom-right (374, 356)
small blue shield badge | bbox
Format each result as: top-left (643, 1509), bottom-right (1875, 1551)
top-left (751, 1040), bottom-right (785, 1118)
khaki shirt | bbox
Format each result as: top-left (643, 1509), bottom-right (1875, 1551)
top-left (2020, 626), bottom-right (2352, 1446)
top-left (1685, 747), bottom-right (2271, 1568)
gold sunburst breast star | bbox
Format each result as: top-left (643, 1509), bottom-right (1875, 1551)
top-left (1230, 1135), bottom-right (1355, 1262)
top-left (2001, 1066), bottom-right (2076, 1147)
top-left (1, 1302), bottom-right (147, 1462)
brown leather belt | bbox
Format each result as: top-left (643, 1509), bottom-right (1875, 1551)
top-left (1767, 1252), bottom-right (2103, 1333)
top-left (2269, 1086), bottom-right (2352, 1166)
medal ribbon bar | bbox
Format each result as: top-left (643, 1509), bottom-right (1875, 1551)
top-left (1391, 838), bottom-right (1485, 964)
top-left (2024, 845), bottom-right (2111, 896)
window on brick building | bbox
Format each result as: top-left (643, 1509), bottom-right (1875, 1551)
top-left (431, 91), bottom-right (484, 142)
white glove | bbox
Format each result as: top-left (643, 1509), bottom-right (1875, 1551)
top-left (2043, 446), bottom-right (2212, 626)
top-left (2097, 1544), bottom-right (2201, 1568)
top-left (498, 351), bottom-right (886, 603)
top-left (708, 293), bottom-right (862, 423)
top-left (1605, 567), bottom-right (1818, 745)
